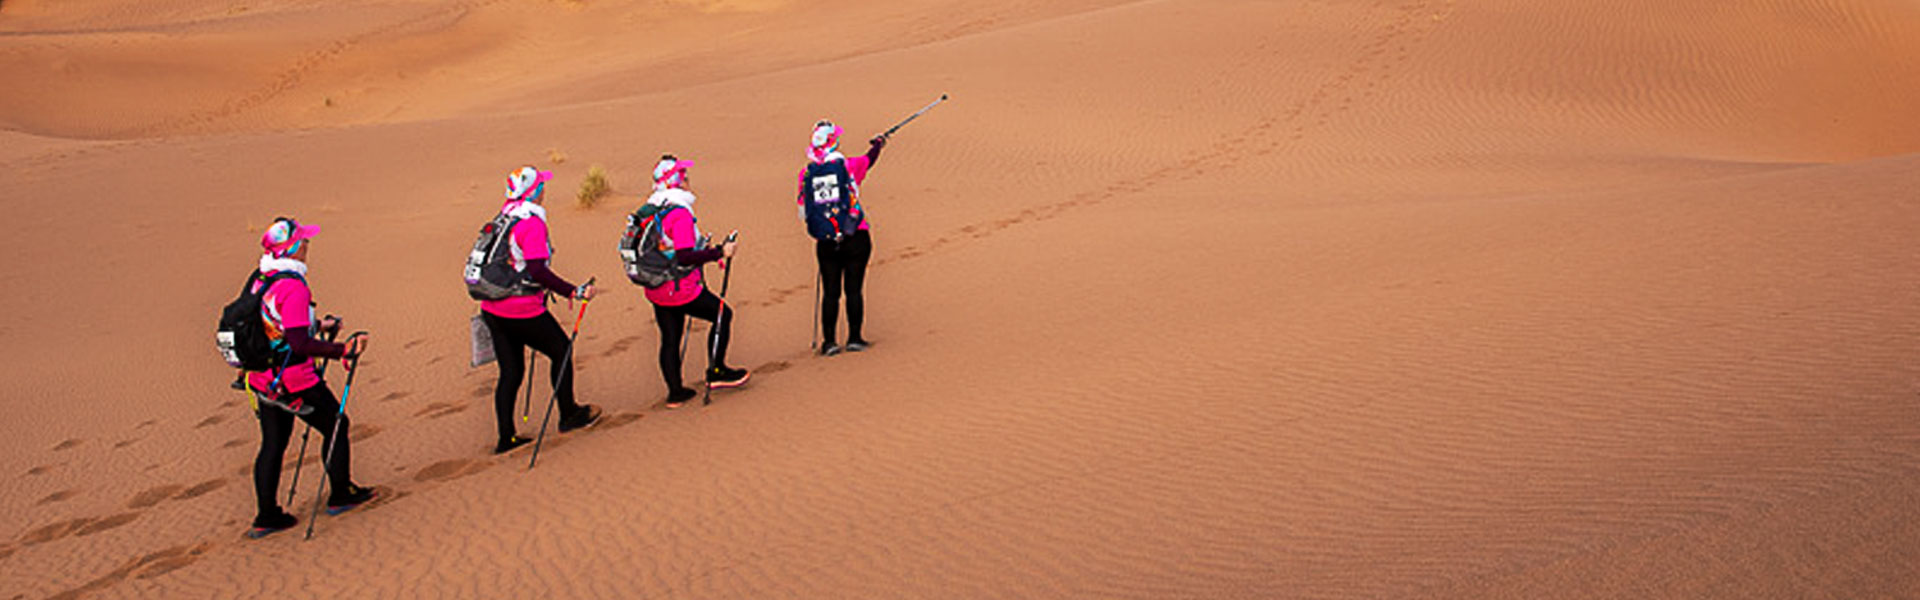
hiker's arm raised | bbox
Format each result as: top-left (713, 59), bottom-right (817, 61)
top-left (865, 135), bottom-right (886, 166)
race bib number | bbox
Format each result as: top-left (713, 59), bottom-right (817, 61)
top-left (464, 250), bottom-right (485, 282)
top-left (810, 175), bottom-right (842, 204)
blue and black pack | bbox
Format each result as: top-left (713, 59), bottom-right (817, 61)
top-left (802, 160), bottom-right (861, 241)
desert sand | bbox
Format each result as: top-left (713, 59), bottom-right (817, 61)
top-left (3, 0), bottom-right (1919, 597)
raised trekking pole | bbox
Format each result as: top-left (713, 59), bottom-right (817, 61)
top-left (286, 322), bottom-right (340, 506)
top-left (882, 93), bottom-right (948, 138)
top-left (704, 232), bottom-right (740, 407)
top-left (528, 278), bottom-right (594, 471)
top-left (305, 331), bottom-right (367, 541)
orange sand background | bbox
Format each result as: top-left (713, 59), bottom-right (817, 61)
top-left (2, 0), bottom-right (1918, 597)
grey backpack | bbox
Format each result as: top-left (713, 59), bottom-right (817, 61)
top-left (464, 212), bottom-right (544, 300)
top-left (619, 204), bottom-right (704, 289)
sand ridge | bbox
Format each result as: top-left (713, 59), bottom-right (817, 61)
top-left (2, 0), bottom-right (1919, 598)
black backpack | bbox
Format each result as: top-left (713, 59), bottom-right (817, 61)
top-left (464, 212), bottom-right (544, 300)
top-left (802, 160), bottom-right (861, 241)
top-left (217, 270), bottom-right (303, 371)
top-left (619, 203), bottom-right (699, 289)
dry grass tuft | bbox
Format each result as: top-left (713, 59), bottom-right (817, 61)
top-left (577, 164), bottom-right (611, 208)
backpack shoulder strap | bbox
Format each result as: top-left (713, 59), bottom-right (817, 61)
top-left (487, 212), bottom-right (524, 260)
top-left (496, 212), bottom-right (525, 234)
top-left (648, 204), bottom-right (689, 229)
top-left (834, 160), bottom-right (854, 195)
top-left (256, 271), bottom-right (305, 296)
top-left (243, 269), bottom-right (305, 298)
top-left (239, 269), bottom-right (265, 294)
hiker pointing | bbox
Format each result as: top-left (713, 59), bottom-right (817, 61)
top-left (234, 218), bottom-right (375, 538)
top-left (799, 120), bottom-right (885, 355)
top-left (471, 166), bottom-right (602, 454)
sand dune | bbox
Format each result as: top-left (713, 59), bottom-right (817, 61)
top-left (2, 0), bottom-right (1918, 598)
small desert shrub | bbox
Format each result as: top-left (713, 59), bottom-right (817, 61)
top-left (577, 164), bottom-right (610, 208)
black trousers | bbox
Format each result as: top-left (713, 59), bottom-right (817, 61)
top-left (255, 383), bottom-right (351, 517)
top-left (483, 311), bottom-right (580, 442)
top-left (816, 229), bottom-right (872, 343)
top-left (653, 288), bottom-right (733, 390)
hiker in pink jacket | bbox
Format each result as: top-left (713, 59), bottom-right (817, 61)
top-left (796, 120), bottom-right (886, 356)
top-left (644, 156), bottom-right (749, 408)
top-left (478, 166), bottom-right (603, 453)
top-left (244, 218), bottom-right (375, 537)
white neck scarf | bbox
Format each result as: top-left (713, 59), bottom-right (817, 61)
top-left (646, 188), bottom-right (698, 209)
top-left (644, 188), bottom-right (702, 242)
top-left (503, 199), bottom-right (547, 221)
top-left (259, 255), bottom-right (309, 276)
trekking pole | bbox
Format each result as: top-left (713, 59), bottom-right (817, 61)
top-left (881, 93), bottom-right (948, 138)
top-left (811, 272), bottom-right (821, 350)
top-left (528, 278), bottom-right (594, 471)
top-left (314, 318), bottom-right (341, 377)
top-left (286, 324), bottom-right (340, 506)
top-left (521, 349), bottom-right (537, 424)
top-left (285, 420), bottom-right (313, 506)
top-left (305, 331), bottom-right (367, 541)
top-left (704, 232), bottom-right (740, 407)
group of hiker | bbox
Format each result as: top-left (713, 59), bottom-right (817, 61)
top-left (219, 118), bottom-right (900, 539)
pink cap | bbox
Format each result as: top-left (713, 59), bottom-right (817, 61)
top-left (261, 217), bottom-right (320, 256)
top-left (505, 166), bottom-right (554, 201)
top-left (653, 156), bottom-right (693, 189)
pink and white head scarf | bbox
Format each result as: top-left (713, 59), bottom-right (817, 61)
top-left (505, 165), bottom-right (553, 202)
top-left (808, 120), bottom-right (844, 164)
top-left (652, 156), bottom-right (693, 190)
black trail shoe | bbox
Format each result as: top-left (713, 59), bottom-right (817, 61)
top-left (663, 387), bottom-right (698, 409)
top-left (326, 485), bottom-right (378, 516)
top-left (248, 511), bottom-right (299, 539)
top-left (558, 404), bottom-right (603, 432)
top-left (494, 435), bottom-right (533, 455)
top-left (706, 366), bottom-right (751, 389)
top-left (844, 339), bottom-right (871, 353)
top-left (820, 343), bottom-right (842, 357)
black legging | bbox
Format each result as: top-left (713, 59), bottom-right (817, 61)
top-left (817, 229), bottom-right (872, 343)
top-left (483, 311), bottom-right (579, 442)
top-left (653, 288), bottom-right (733, 390)
top-left (255, 383), bottom-right (351, 517)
